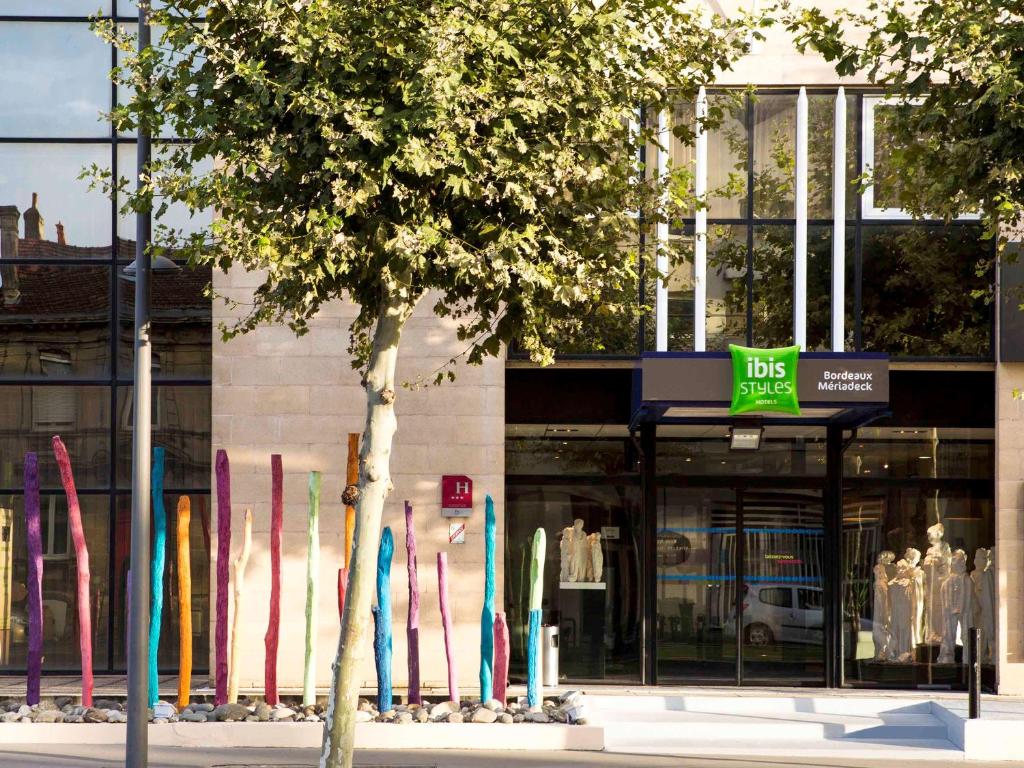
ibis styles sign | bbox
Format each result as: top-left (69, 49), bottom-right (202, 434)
top-left (729, 345), bottom-right (801, 415)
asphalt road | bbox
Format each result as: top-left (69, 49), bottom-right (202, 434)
top-left (0, 748), bottom-right (1021, 768)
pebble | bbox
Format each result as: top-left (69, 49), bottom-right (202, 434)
top-left (1, 712), bottom-right (20, 723)
top-left (471, 707), bottom-right (498, 724)
top-left (446, 712), bottom-right (464, 724)
top-left (270, 707), bottom-right (297, 722)
top-left (83, 708), bottom-right (108, 724)
top-left (428, 700), bottom-right (457, 718)
top-left (152, 702), bottom-right (177, 720)
top-left (525, 711), bottom-right (551, 724)
top-left (94, 699), bottom-right (121, 711)
top-left (255, 702), bottom-right (272, 722)
top-left (16, 705), bottom-right (31, 718)
top-left (414, 708), bottom-right (429, 723)
top-left (394, 711), bottom-right (413, 725)
top-left (33, 711), bottom-right (63, 724)
top-left (179, 711), bottom-right (207, 723)
top-left (245, 715), bottom-right (259, 722)
top-left (153, 718), bottom-right (169, 725)
top-left (353, 710), bottom-right (373, 723)
top-left (498, 713), bottom-right (514, 724)
top-left (483, 699), bottom-right (502, 711)
top-left (212, 703), bottom-right (250, 722)
top-left (303, 715), bottom-right (319, 722)
top-left (193, 703), bottom-right (215, 713)
top-left (106, 711), bottom-right (127, 724)
top-left (55, 697), bottom-right (74, 710)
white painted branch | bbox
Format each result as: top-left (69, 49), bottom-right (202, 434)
top-left (228, 507), bottom-right (252, 704)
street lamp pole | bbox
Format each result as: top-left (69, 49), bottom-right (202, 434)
top-left (126, 5), bottom-right (153, 766)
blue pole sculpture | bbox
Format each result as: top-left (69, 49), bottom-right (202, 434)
top-left (374, 527), bottom-right (394, 712)
top-left (480, 494), bottom-right (496, 702)
top-left (148, 446), bottom-right (166, 707)
top-left (526, 527), bottom-right (546, 708)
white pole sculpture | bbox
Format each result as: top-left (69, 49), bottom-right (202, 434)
top-left (694, 86), bottom-right (708, 351)
top-left (655, 109), bottom-right (670, 352)
top-left (794, 86), bottom-right (808, 350)
top-left (832, 87), bottom-right (847, 351)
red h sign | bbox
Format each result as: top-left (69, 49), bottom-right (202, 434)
top-left (441, 475), bottom-right (473, 517)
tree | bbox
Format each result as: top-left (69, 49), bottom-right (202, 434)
top-left (96, 2), bottom-right (758, 765)
top-left (784, 0), bottom-right (1024, 238)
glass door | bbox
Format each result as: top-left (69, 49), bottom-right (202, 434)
top-left (655, 486), bottom-right (738, 683)
top-left (740, 488), bottom-right (826, 685)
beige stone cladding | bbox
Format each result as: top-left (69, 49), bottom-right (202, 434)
top-left (212, 265), bottom-right (504, 693)
top-left (996, 363), bottom-right (1024, 694)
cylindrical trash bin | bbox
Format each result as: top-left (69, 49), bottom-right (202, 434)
top-left (541, 625), bottom-right (559, 687)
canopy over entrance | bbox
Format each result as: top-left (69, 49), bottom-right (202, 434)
top-left (631, 352), bottom-right (889, 429)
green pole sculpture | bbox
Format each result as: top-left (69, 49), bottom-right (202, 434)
top-left (526, 527), bottom-right (546, 708)
top-left (303, 471), bottom-right (321, 706)
top-left (480, 494), bottom-right (496, 702)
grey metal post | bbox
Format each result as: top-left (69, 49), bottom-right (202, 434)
top-left (968, 627), bottom-right (981, 719)
top-left (126, 5), bottom-right (153, 766)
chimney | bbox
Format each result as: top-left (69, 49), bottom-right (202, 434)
top-left (0, 205), bottom-right (19, 260)
top-left (56, 221), bottom-right (66, 246)
top-left (23, 192), bottom-right (44, 240)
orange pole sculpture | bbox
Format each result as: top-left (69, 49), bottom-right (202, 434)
top-left (52, 436), bottom-right (93, 706)
top-left (343, 433), bottom-right (359, 567)
top-left (176, 496), bottom-right (192, 710)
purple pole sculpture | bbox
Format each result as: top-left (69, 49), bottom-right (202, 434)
top-left (437, 552), bottom-right (458, 706)
top-left (494, 611), bottom-right (510, 705)
top-left (24, 453), bottom-right (42, 705)
top-left (52, 436), bottom-right (93, 707)
top-left (264, 454), bottom-right (283, 705)
top-left (214, 449), bottom-right (231, 705)
top-left (404, 501), bottom-right (421, 705)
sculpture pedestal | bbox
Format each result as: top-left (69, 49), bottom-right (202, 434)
top-left (558, 583), bottom-right (606, 680)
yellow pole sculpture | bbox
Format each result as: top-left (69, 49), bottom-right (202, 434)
top-left (176, 496), bottom-right (192, 710)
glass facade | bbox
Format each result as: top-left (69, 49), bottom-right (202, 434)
top-left (0, 6), bottom-right (211, 674)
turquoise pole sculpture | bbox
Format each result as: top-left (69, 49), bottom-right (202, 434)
top-left (303, 471), bottom-right (321, 707)
top-left (526, 527), bottom-right (546, 708)
top-left (480, 494), bottom-right (496, 702)
top-left (148, 447), bottom-right (166, 707)
top-left (374, 527), bottom-right (394, 712)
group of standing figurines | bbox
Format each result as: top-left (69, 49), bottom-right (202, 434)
top-left (872, 523), bottom-right (996, 665)
top-left (558, 519), bottom-right (605, 583)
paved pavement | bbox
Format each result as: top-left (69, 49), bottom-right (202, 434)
top-left (0, 747), bottom-right (1021, 768)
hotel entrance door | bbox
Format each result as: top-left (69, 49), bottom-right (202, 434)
top-left (654, 484), bottom-right (825, 686)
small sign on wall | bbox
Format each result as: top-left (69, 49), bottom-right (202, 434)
top-left (441, 475), bottom-right (473, 517)
top-left (449, 522), bottom-right (466, 545)
top-left (601, 526), bottom-right (620, 540)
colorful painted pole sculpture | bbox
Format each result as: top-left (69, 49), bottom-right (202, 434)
top-left (214, 449), bottom-right (231, 705)
top-left (228, 507), bottom-right (252, 703)
top-left (494, 611), bottom-right (510, 705)
top-left (480, 494), bottom-right (496, 703)
top-left (337, 568), bottom-right (347, 619)
top-left (374, 527), bottom-right (394, 712)
top-left (23, 452), bottom-right (42, 706)
top-left (343, 433), bottom-right (359, 567)
top-left (303, 471), bottom-right (321, 707)
top-left (437, 552), bottom-right (459, 705)
top-left (176, 496), bottom-right (192, 710)
top-left (404, 501), bottom-right (421, 705)
top-left (264, 454), bottom-right (283, 705)
top-left (52, 436), bottom-right (93, 706)
top-left (526, 527), bottom-right (546, 708)
top-left (148, 447), bottom-right (167, 707)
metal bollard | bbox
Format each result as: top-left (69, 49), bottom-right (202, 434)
top-left (968, 627), bottom-right (981, 719)
top-left (541, 625), bottom-right (559, 687)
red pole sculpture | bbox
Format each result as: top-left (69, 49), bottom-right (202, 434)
top-left (24, 452), bottom-right (42, 706)
top-left (437, 552), bottom-right (458, 706)
top-left (214, 449), bottom-right (231, 705)
top-left (493, 611), bottom-right (510, 705)
top-left (264, 454), bottom-right (283, 705)
top-left (52, 436), bottom-right (93, 707)
top-left (337, 568), bottom-right (347, 619)
top-left (405, 501), bottom-right (421, 704)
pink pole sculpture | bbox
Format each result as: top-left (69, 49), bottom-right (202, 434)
top-left (437, 552), bottom-right (458, 706)
top-left (52, 436), bottom-right (93, 707)
top-left (24, 452), bottom-right (42, 706)
top-left (337, 567), bottom-right (347, 619)
top-left (405, 501), bottom-right (421, 705)
top-left (264, 454), bottom-right (283, 705)
top-left (214, 449), bottom-right (231, 705)
top-left (494, 611), bottom-right (510, 706)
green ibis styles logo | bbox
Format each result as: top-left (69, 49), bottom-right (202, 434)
top-left (729, 344), bottom-right (801, 416)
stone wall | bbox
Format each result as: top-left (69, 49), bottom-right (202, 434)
top-left (995, 363), bottom-right (1024, 694)
top-left (211, 265), bottom-right (504, 693)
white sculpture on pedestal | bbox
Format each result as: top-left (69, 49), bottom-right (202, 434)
top-left (872, 551), bottom-right (895, 660)
top-left (938, 549), bottom-right (973, 664)
top-left (922, 523), bottom-right (952, 645)
top-left (588, 532), bottom-right (603, 583)
top-left (570, 519), bottom-right (588, 582)
top-left (972, 547), bottom-right (996, 662)
top-left (888, 548), bottom-right (923, 663)
top-left (559, 526), bottom-right (573, 582)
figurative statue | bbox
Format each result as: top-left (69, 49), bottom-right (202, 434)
top-left (588, 532), bottom-right (604, 583)
top-left (938, 549), bottom-right (972, 664)
top-left (888, 548), bottom-right (922, 663)
top-left (972, 547), bottom-right (996, 663)
top-left (872, 550), bottom-right (895, 660)
top-left (922, 523), bottom-right (952, 645)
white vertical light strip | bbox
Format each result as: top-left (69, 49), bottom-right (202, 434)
top-left (832, 87), bottom-right (847, 352)
top-left (794, 86), bottom-right (808, 351)
top-left (655, 109), bottom-right (670, 352)
top-left (694, 86), bottom-right (708, 352)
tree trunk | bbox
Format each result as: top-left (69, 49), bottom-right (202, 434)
top-left (321, 282), bottom-right (416, 768)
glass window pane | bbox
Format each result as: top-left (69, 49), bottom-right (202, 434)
top-left (116, 143), bottom-right (214, 243)
top-left (860, 225), bottom-right (992, 357)
top-left (116, 23), bottom-right (197, 139)
top-left (844, 426), bottom-right (994, 481)
top-left (0, 494), bottom-right (109, 672)
top-left (706, 224), bottom-right (747, 350)
top-left (0, 265), bottom-right (111, 380)
top-left (0, 23), bottom-right (109, 138)
top-left (116, 386), bottom-right (210, 488)
top-left (706, 94), bottom-right (747, 218)
top-left (753, 94), bottom-right (795, 219)
top-left (0, 1), bottom-right (111, 13)
top-left (118, 263), bottom-right (211, 379)
top-left (0, 386), bottom-right (111, 489)
top-left (112, 492), bottom-right (210, 672)
top-left (0, 144), bottom-right (113, 253)
top-left (656, 425), bottom-right (827, 477)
